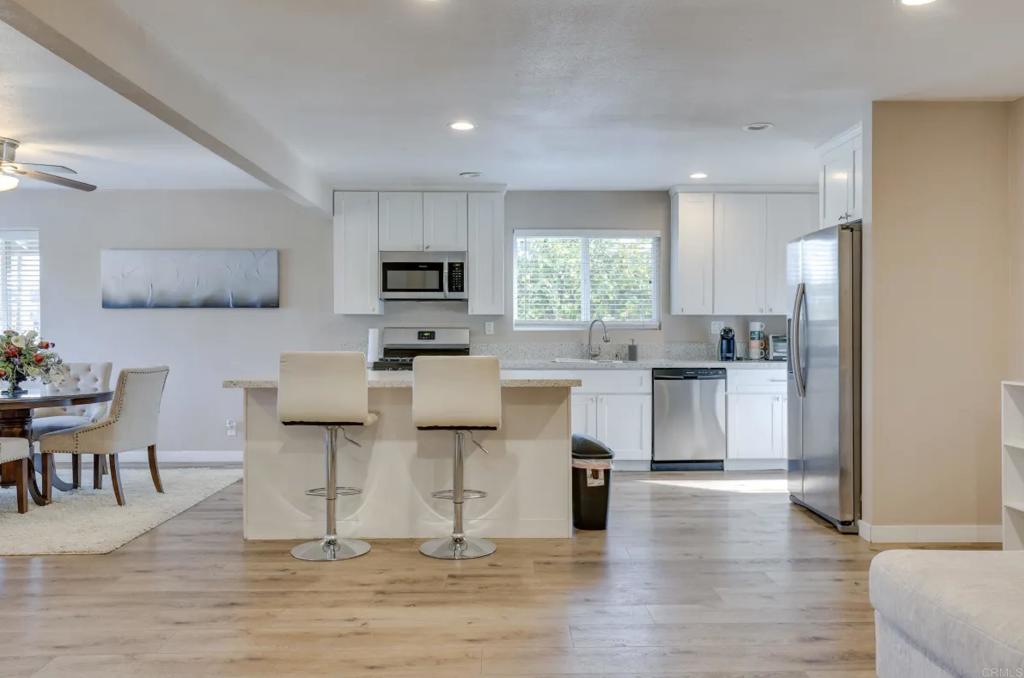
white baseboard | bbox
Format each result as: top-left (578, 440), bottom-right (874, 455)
top-left (858, 519), bottom-right (1002, 544)
top-left (724, 458), bottom-right (787, 471)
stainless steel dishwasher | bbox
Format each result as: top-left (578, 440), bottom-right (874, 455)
top-left (651, 368), bottom-right (727, 471)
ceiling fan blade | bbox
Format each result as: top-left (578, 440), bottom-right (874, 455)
top-left (10, 162), bottom-right (78, 174)
top-left (18, 169), bottom-right (96, 192)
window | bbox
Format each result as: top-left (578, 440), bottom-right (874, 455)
top-left (0, 231), bottom-right (41, 333)
top-left (514, 230), bottom-right (660, 329)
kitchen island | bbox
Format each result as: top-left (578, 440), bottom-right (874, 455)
top-left (224, 371), bottom-right (581, 540)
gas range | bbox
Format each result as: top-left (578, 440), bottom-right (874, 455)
top-left (370, 327), bottom-right (470, 371)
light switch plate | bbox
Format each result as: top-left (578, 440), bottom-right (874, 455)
top-left (225, 419), bottom-right (238, 437)
top-left (485, 321), bottom-right (494, 335)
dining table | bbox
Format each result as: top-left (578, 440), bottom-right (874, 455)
top-left (0, 389), bottom-right (114, 505)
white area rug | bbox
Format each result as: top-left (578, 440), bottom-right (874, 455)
top-left (0, 468), bottom-right (241, 556)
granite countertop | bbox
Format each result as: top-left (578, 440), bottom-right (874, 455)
top-left (224, 372), bottom-right (582, 390)
top-left (499, 359), bottom-right (788, 370)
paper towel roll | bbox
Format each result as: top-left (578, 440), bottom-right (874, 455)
top-left (366, 328), bottom-right (380, 366)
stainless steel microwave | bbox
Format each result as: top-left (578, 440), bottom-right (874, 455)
top-left (379, 252), bottom-right (467, 301)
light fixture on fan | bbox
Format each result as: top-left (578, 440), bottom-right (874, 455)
top-left (0, 138), bottom-right (97, 192)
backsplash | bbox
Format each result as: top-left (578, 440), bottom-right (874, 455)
top-left (470, 342), bottom-right (717, 361)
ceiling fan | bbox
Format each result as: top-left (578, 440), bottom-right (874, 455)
top-left (0, 137), bottom-right (97, 192)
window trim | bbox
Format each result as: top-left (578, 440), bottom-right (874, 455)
top-left (513, 229), bottom-right (662, 331)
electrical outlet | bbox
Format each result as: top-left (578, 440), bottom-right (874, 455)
top-left (225, 419), bottom-right (238, 437)
top-left (484, 321), bottom-right (494, 335)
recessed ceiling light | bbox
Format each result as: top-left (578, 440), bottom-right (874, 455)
top-left (459, 171), bottom-right (482, 178)
top-left (900, 0), bottom-right (936, 5)
top-left (744, 122), bottom-right (775, 132)
top-left (689, 172), bottom-right (709, 180)
top-left (449, 120), bottom-right (475, 131)
top-left (0, 174), bottom-right (19, 192)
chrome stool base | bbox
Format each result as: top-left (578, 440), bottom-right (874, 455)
top-left (291, 537), bottom-right (371, 562)
top-left (419, 536), bottom-right (496, 560)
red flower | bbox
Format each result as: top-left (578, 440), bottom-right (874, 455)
top-left (5, 346), bottom-right (19, 358)
top-left (38, 341), bottom-right (50, 349)
top-left (33, 354), bottom-right (44, 364)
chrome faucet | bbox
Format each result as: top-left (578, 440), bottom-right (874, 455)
top-left (587, 318), bottom-right (611, 359)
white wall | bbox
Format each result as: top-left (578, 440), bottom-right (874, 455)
top-left (1, 188), bottom-right (783, 453)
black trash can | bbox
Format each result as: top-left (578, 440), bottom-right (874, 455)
top-left (571, 433), bottom-right (614, 530)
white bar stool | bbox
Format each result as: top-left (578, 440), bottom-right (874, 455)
top-left (278, 351), bottom-right (376, 562)
top-left (412, 355), bottom-right (501, 560)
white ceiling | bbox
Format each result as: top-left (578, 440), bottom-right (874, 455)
top-left (0, 21), bottom-right (260, 190)
top-left (7, 0), bottom-right (1024, 192)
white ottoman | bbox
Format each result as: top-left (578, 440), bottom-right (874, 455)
top-left (870, 550), bottom-right (1024, 677)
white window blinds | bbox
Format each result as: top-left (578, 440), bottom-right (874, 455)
top-left (0, 231), bottom-right (41, 333)
top-left (514, 230), bottom-right (660, 329)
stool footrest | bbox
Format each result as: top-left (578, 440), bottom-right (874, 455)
top-left (431, 489), bottom-right (487, 501)
top-left (305, 486), bottom-right (362, 498)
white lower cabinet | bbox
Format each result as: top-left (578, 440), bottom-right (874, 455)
top-left (571, 394), bottom-right (598, 438)
top-left (726, 368), bottom-right (788, 469)
top-left (596, 394), bottom-right (652, 461)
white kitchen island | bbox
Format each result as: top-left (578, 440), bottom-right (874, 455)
top-left (224, 371), bottom-right (581, 540)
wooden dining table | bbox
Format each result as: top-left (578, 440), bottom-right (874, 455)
top-left (0, 390), bottom-right (114, 505)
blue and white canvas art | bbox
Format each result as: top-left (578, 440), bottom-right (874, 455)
top-left (101, 249), bottom-right (279, 309)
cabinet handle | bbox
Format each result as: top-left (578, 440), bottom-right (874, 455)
top-left (424, 244), bottom-right (431, 250)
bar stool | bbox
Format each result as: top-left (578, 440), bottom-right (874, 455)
top-left (412, 355), bottom-right (501, 560)
top-left (278, 351), bottom-right (376, 562)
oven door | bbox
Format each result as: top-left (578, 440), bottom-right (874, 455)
top-left (380, 260), bottom-right (446, 299)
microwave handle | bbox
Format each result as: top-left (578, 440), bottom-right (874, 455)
top-left (442, 258), bottom-right (449, 299)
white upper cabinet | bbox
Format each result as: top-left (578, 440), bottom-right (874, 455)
top-left (764, 194), bottom-right (818, 315)
top-left (818, 124), bottom-right (863, 228)
top-left (467, 192), bottom-right (505, 316)
top-left (423, 192), bottom-right (468, 251)
top-left (669, 192), bottom-right (714, 315)
top-left (714, 193), bottom-right (767, 315)
top-left (378, 192), bottom-right (423, 251)
top-left (333, 191), bottom-right (381, 315)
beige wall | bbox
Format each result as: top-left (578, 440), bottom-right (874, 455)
top-left (1009, 99), bottom-right (1024, 379)
top-left (865, 101), bottom-right (1010, 527)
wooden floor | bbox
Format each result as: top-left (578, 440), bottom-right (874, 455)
top-left (0, 471), bottom-right (988, 677)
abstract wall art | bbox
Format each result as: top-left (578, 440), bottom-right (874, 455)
top-left (101, 249), bottom-right (279, 309)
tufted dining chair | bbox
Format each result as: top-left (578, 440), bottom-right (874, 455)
top-left (0, 437), bottom-right (31, 513)
top-left (33, 362), bottom-right (113, 488)
top-left (38, 366), bottom-right (169, 506)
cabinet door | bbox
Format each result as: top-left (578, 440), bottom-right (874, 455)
top-left (378, 192), bottom-right (423, 251)
top-left (467, 192), bottom-right (505, 315)
top-left (596, 394), bottom-right (652, 461)
top-left (851, 135), bottom-right (863, 222)
top-left (764, 194), bottom-right (818, 315)
top-left (771, 395), bottom-right (788, 459)
top-left (571, 394), bottom-right (598, 438)
top-left (726, 393), bottom-right (774, 458)
top-left (713, 193), bottom-right (767, 315)
top-left (669, 192), bottom-right (714, 315)
top-left (333, 192), bottom-right (381, 315)
top-left (821, 144), bottom-right (852, 228)
top-left (423, 192), bottom-right (468, 251)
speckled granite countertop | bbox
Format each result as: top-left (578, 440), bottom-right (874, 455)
top-left (500, 359), bottom-right (788, 370)
top-left (224, 372), bottom-right (582, 390)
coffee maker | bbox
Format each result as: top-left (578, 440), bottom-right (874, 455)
top-left (719, 327), bottom-right (736, 361)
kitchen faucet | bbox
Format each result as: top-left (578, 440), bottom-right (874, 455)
top-left (587, 318), bottom-right (611, 359)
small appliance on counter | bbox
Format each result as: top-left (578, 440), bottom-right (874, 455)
top-left (718, 327), bottom-right (735, 361)
top-left (769, 334), bottom-right (788, 362)
top-left (371, 327), bottom-right (470, 370)
top-left (748, 321), bottom-right (767, 361)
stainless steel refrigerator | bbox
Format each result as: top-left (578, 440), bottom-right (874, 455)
top-left (787, 223), bottom-right (861, 533)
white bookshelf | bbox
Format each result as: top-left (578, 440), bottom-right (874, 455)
top-left (1001, 382), bottom-right (1024, 549)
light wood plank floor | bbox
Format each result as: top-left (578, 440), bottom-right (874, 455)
top-left (0, 471), bottom-right (991, 677)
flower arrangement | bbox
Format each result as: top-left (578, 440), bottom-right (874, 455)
top-left (0, 330), bottom-right (69, 397)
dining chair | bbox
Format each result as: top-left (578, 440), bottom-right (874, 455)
top-left (33, 361), bottom-right (113, 488)
top-left (38, 366), bottom-right (169, 506)
top-left (0, 437), bottom-right (30, 513)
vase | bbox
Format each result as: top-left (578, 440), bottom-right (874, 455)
top-left (4, 372), bottom-right (27, 397)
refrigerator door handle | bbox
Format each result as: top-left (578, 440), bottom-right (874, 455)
top-left (791, 282), bottom-right (807, 398)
